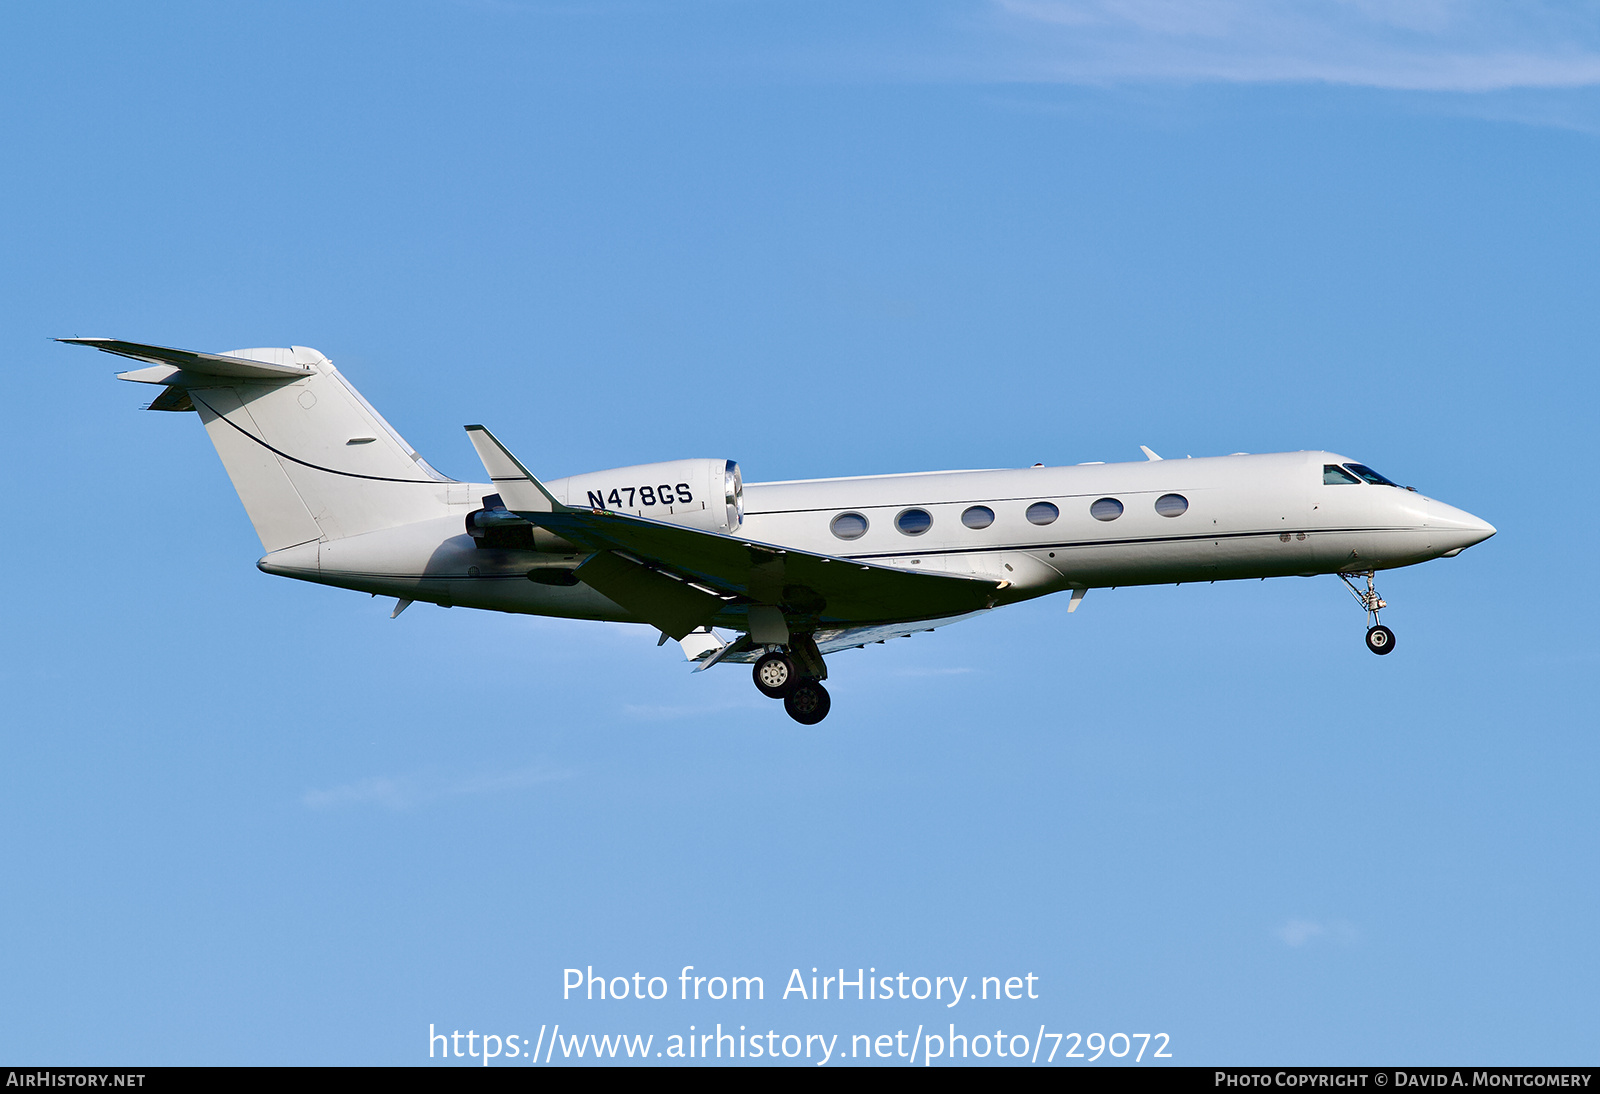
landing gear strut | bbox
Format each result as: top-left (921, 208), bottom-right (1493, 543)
top-left (1340, 571), bottom-right (1396, 656)
top-left (751, 635), bottom-right (832, 722)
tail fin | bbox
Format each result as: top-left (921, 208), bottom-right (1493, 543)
top-left (64, 338), bottom-right (457, 552)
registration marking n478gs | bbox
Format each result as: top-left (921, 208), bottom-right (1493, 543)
top-left (588, 484), bottom-right (693, 509)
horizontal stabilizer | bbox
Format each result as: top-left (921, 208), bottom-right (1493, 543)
top-left (59, 338), bottom-right (318, 383)
top-left (463, 425), bottom-right (563, 514)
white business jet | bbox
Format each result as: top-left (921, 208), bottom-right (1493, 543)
top-left (66, 338), bottom-right (1495, 724)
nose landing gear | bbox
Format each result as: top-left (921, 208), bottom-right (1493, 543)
top-left (1341, 571), bottom-right (1396, 656)
top-left (751, 635), bottom-right (832, 722)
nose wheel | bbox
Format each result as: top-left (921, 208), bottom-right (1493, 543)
top-left (1341, 571), bottom-right (1396, 656)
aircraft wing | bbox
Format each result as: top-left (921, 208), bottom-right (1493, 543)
top-left (535, 504), bottom-right (1004, 622)
top-left (464, 425), bottom-right (1006, 639)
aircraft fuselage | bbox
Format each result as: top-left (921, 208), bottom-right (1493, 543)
top-left (258, 449), bottom-right (1494, 626)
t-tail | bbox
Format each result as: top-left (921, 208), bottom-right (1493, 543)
top-left (61, 338), bottom-right (456, 552)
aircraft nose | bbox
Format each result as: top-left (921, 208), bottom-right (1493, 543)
top-left (1425, 499), bottom-right (1496, 555)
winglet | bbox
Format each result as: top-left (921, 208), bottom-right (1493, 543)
top-left (1140, 445), bottom-right (1163, 462)
top-left (463, 425), bottom-right (565, 514)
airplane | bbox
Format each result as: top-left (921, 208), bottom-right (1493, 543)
top-left (64, 337), bottom-right (1497, 725)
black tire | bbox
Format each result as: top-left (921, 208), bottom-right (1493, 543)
top-left (784, 681), bottom-right (831, 725)
top-left (1365, 624), bottom-right (1396, 655)
top-left (753, 652), bottom-right (797, 698)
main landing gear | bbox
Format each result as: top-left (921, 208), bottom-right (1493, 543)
top-left (752, 651), bottom-right (796, 698)
top-left (784, 680), bottom-right (831, 726)
top-left (1340, 570), bottom-right (1396, 656)
top-left (751, 640), bottom-right (831, 724)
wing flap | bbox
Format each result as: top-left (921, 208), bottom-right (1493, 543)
top-left (575, 550), bottom-right (724, 641)
top-left (708, 612), bottom-right (991, 663)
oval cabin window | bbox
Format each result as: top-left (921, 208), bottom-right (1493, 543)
top-left (1025, 502), bottom-right (1059, 526)
top-left (1090, 497), bottom-right (1124, 521)
top-left (1154, 493), bottom-right (1188, 517)
top-left (830, 512), bottom-right (869, 540)
top-left (961, 505), bottom-right (995, 529)
top-left (895, 508), bottom-right (933, 536)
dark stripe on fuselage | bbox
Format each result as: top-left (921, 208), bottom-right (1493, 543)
top-left (191, 392), bottom-right (442, 484)
top-left (837, 526), bottom-right (1411, 561)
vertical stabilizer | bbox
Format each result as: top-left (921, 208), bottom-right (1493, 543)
top-left (65, 339), bottom-right (458, 552)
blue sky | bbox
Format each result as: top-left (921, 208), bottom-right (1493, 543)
top-left (2, 1), bottom-right (1596, 1066)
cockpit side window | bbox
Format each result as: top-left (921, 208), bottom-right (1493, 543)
top-left (1324, 464), bottom-right (1361, 485)
top-left (1344, 463), bottom-right (1400, 487)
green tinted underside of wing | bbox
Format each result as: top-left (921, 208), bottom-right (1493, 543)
top-left (530, 508), bottom-right (1003, 626)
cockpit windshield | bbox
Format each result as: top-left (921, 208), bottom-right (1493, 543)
top-left (1323, 465), bottom-right (1360, 485)
top-left (1343, 463), bottom-right (1401, 487)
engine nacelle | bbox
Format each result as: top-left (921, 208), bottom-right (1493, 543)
top-left (545, 459), bottom-right (744, 534)
top-left (465, 506), bottom-right (575, 552)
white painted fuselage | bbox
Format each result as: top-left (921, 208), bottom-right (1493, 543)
top-left (259, 449), bottom-right (1494, 627)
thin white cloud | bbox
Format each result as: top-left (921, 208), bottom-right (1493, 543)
top-left (620, 699), bottom-right (766, 720)
top-left (1277, 918), bottom-right (1360, 946)
top-left (303, 776), bottom-right (411, 811)
top-left (302, 763), bottom-right (571, 811)
top-left (985, 0), bottom-right (1600, 90)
